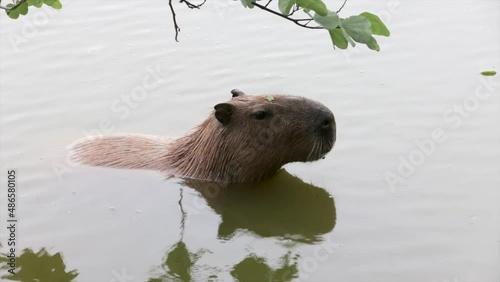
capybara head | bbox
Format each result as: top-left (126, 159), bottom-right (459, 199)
top-left (166, 90), bottom-right (336, 182)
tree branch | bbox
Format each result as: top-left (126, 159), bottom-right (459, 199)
top-left (168, 0), bottom-right (181, 42)
top-left (337, 0), bottom-right (348, 13)
top-left (180, 0), bottom-right (206, 9)
top-left (252, 2), bottom-right (324, 30)
top-left (168, 0), bottom-right (206, 42)
top-left (288, 4), bottom-right (300, 16)
top-left (1, 0), bottom-right (27, 14)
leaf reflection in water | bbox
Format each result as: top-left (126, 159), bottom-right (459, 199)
top-left (0, 247), bottom-right (78, 282)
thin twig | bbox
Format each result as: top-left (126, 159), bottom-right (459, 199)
top-left (180, 0), bottom-right (206, 9)
top-left (289, 4), bottom-right (300, 16)
top-left (337, 0), bottom-right (348, 13)
top-left (252, 2), bottom-right (323, 30)
top-left (297, 19), bottom-right (313, 26)
top-left (178, 187), bottom-right (186, 240)
top-left (264, 0), bottom-right (272, 8)
top-left (1, 0), bottom-right (27, 14)
top-left (168, 0), bottom-right (205, 42)
top-left (168, 0), bottom-right (181, 42)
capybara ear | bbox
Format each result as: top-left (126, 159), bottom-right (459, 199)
top-left (231, 89), bottom-right (245, 98)
top-left (214, 103), bottom-right (234, 125)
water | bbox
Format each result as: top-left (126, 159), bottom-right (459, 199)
top-left (0, 1), bottom-right (499, 281)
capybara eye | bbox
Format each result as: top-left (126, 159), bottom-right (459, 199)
top-left (252, 111), bottom-right (268, 120)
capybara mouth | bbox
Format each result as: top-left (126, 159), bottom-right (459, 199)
top-left (306, 137), bottom-right (335, 162)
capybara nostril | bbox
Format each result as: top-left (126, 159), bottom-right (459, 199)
top-left (320, 119), bottom-right (331, 130)
top-left (315, 110), bottom-right (335, 133)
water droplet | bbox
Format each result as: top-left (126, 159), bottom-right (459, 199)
top-left (469, 216), bottom-right (478, 225)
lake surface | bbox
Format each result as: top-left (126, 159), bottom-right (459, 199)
top-left (0, 1), bottom-right (499, 281)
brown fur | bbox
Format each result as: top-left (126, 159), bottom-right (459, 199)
top-left (72, 91), bottom-right (336, 182)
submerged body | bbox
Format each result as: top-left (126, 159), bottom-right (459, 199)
top-left (72, 90), bottom-right (336, 182)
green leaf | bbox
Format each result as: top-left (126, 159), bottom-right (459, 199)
top-left (366, 36), bottom-right (380, 51)
top-left (43, 0), bottom-right (62, 9)
top-left (341, 15), bottom-right (372, 44)
top-left (6, 4), bottom-right (20, 19)
top-left (340, 26), bottom-right (355, 47)
top-left (28, 0), bottom-right (43, 7)
top-left (313, 11), bottom-right (340, 30)
top-left (278, 0), bottom-right (295, 15)
top-left (481, 70), bottom-right (497, 76)
top-left (360, 12), bottom-right (390, 37)
top-left (7, 10), bottom-right (20, 19)
top-left (18, 2), bottom-right (29, 15)
top-left (53, 0), bottom-right (62, 9)
top-left (266, 95), bottom-right (275, 101)
top-left (240, 0), bottom-right (255, 8)
top-left (328, 29), bottom-right (348, 50)
top-left (296, 0), bottom-right (327, 16)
